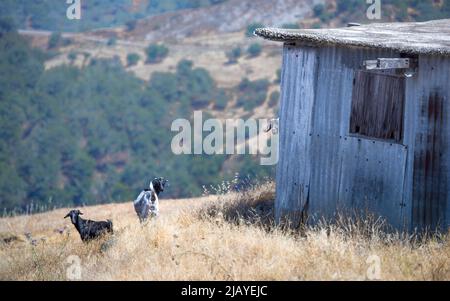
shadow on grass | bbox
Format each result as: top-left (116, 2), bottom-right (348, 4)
top-left (198, 180), bottom-right (449, 244)
top-left (198, 181), bottom-right (276, 231)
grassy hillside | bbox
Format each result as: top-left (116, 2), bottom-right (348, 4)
top-left (5, 0), bottom-right (448, 36)
top-left (0, 26), bottom-right (275, 213)
top-left (0, 182), bottom-right (449, 280)
top-left (2, 0), bottom-right (449, 212)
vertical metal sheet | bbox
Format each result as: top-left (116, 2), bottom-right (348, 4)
top-left (338, 137), bottom-right (408, 228)
top-left (308, 46), bottom-right (405, 226)
top-left (408, 56), bottom-right (450, 231)
top-left (275, 45), bottom-right (317, 225)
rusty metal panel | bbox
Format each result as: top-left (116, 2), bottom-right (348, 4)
top-left (409, 56), bottom-right (450, 231)
top-left (338, 137), bottom-right (408, 228)
top-left (412, 92), bottom-right (447, 230)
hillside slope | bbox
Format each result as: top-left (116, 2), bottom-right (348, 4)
top-left (0, 0), bottom-right (228, 32)
top-left (0, 183), bottom-right (449, 280)
top-left (119, 0), bottom-right (321, 42)
top-left (6, 0), bottom-right (450, 213)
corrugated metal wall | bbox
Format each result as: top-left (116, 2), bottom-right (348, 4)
top-left (407, 56), bottom-right (450, 231)
top-left (275, 45), bottom-right (317, 226)
top-left (276, 44), bottom-right (450, 231)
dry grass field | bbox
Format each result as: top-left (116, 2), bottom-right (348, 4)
top-left (0, 182), bottom-right (449, 281)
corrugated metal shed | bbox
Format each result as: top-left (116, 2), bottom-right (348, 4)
top-left (257, 20), bottom-right (450, 232)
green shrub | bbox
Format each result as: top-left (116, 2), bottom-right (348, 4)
top-left (313, 4), bottom-right (325, 17)
top-left (67, 52), bottom-right (77, 63)
top-left (247, 43), bottom-right (262, 58)
top-left (145, 43), bottom-right (169, 64)
top-left (322, 14), bottom-right (334, 23)
top-left (226, 47), bottom-right (242, 64)
top-left (0, 16), bottom-right (16, 34)
top-left (313, 3), bottom-right (333, 23)
top-left (107, 37), bottom-right (117, 46)
top-left (125, 20), bottom-right (137, 31)
top-left (126, 53), bottom-right (140, 67)
top-left (212, 90), bottom-right (228, 110)
top-left (48, 32), bottom-right (62, 49)
top-left (236, 78), bottom-right (270, 111)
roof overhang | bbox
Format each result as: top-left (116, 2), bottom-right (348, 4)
top-left (255, 19), bottom-right (450, 56)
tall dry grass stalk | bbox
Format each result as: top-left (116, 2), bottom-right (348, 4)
top-left (0, 181), bottom-right (449, 280)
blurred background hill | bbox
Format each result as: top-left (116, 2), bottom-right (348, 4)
top-left (0, 0), bottom-right (449, 213)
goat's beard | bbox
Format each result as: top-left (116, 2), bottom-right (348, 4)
top-left (64, 214), bottom-right (77, 224)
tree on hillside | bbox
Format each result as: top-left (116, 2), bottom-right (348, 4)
top-left (125, 20), bottom-right (137, 32)
top-left (247, 43), bottom-right (262, 58)
top-left (145, 43), bottom-right (169, 64)
top-left (68, 52), bottom-right (77, 64)
top-left (127, 53), bottom-right (140, 67)
top-left (313, 3), bottom-right (325, 17)
top-left (313, 3), bottom-right (333, 23)
top-left (225, 47), bottom-right (242, 64)
top-left (0, 16), bottom-right (16, 35)
top-left (48, 32), bottom-right (62, 49)
top-left (0, 30), bottom-right (275, 214)
top-left (236, 78), bottom-right (270, 111)
top-left (107, 37), bottom-right (117, 46)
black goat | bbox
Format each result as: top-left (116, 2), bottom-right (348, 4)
top-left (64, 210), bottom-right (113, 242)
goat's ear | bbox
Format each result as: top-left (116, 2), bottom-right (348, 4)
top-left (64, 213), bottom-right (70, 219)
top-left (78, 211), bottom-right (84, 215)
